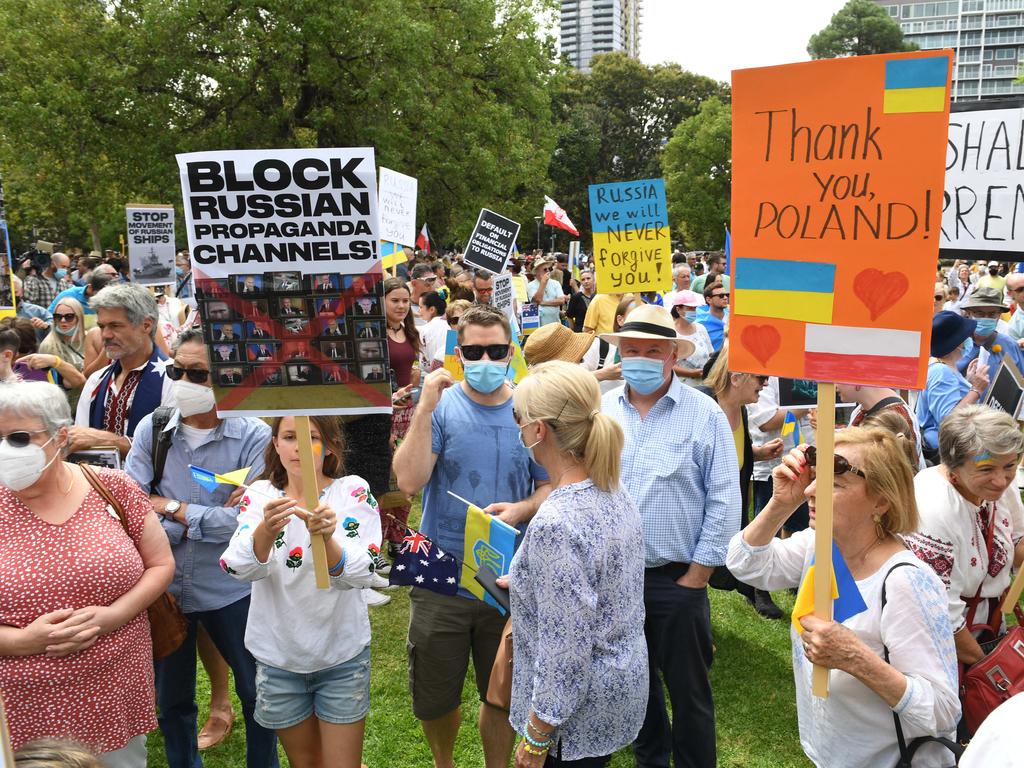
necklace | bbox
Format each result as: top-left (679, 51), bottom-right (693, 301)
top-left (387, 323), bottom-right (404, 333)
top-left (59, 464), bottom-right (75, 496)
top-left (847, 534), bottom-right (885, 566)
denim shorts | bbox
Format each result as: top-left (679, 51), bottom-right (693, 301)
top-left (254, 645), bottom-right (371, 730)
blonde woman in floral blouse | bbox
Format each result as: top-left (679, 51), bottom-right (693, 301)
top-left (502, 361), bottom-right (647, 767)
top-left (221, 415), bottom-right (382, 768)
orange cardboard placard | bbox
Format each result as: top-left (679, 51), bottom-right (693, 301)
top-left (729, 51), bottom-right (952, 390)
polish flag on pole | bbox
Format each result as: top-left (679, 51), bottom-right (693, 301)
top-left (416, 223), bottom-right (431, 253)
top-left (543, 196), bottom-right (580, 236)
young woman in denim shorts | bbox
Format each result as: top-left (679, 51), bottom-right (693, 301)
top-left (221, 415), bottom-right (383, 767)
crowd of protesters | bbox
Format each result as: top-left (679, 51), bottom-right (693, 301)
top-left (1, 245), bottom-right (1023, 768)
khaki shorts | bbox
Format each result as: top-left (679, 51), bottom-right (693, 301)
top-left (407, 587), bottom-right (507, 720)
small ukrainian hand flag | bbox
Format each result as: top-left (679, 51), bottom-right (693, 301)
top-left (792, 541), bottom-right (868, 634)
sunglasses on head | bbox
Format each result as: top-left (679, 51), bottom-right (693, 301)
top-left (53, 312), bottom-right (77, 322)
top-left (0, 429), bottom-right (49, 448)
top-left (166, 365), bottom-right (212, 384)
top-left (803, 445), bottom-right (866, 479)
top-left (460, 344), bottom-right (510, 361)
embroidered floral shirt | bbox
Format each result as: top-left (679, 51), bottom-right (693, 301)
top-left (508, 480), bottom-right (648, 760)
top-left (220, 476), bottom-right (382, 673)
top-left (905, 465), bottom-right (1024, 635)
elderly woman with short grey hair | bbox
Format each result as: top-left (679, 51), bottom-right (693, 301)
top-left (0, 380), bottom-right (174, 765)
top-left (906, 405), bottom-right (1024, 668)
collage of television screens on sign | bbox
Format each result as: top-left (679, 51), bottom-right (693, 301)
top-left (195, 270), bottom-right (388, 389)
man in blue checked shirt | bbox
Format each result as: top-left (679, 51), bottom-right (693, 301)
top-left (125, 329), bottom-right (278, 768)
top-left (600, 305), bottom-right (741, 768)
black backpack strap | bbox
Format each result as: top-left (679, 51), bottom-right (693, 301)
top-left (597, 339), bottom-right (609, 368)
top-left (881, 561), bottom-right (964, 767)
top-left (149, 406), bottom-right (176, 494)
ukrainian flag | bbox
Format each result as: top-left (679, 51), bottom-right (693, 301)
top-left (781, 410), bottom-right (801, 446)
top-left (883, 56), bottom-right (948, 114)
top-left (190, 464), bottom-right (252, 492)
top-left (381, 240), bottom-right (408, 270)
top-left (461, 502), bottom-right (519, 613)
top-left (734, 258), bottom-right (836, 324)
top-left (791, 541), bottom-right (867, 634)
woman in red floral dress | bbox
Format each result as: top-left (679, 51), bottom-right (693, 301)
top-left (0, 381), bottom-right (174, 766)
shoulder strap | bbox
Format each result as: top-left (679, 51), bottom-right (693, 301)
top-left (863, 396), bottom-right (905, 420)
top-left (881, 561), bottom-right (964, 767)
top-left (150, 406), bottom-right (176, 493)
top-left (597, 338), bottom-right (609, 368)
top-left (80, 463), bottom-right (129, 537)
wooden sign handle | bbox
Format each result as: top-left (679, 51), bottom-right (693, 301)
top-left (812, 382), bottom-right (836, 698)
top-left (1002, 561), bottom-right (1024, 614)
top-left (295, 416), bottom-right (330, 589)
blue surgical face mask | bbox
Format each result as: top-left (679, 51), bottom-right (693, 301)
top-left (621, 356), bottom-right (668, 395)
top-left (974, 318), bottom-right (998, 338)
top-left (55, 322), bottom-right (79, 337)
top-left (684, 310), bottom-right (697, 322)
top-left (175, 266), bottom-right (185, 277)
top-left (517, 422), bottom-right (541, 463)
top-left (54, 268), bottom-right (67, 280)
top-left (463, 360), bottom-right (508, 394)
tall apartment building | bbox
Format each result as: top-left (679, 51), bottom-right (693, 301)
top-left (560, 0), bottom-right (642, 72)
top-left (875, 1), bottom-right (1024, 101)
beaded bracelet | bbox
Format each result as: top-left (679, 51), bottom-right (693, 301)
top-left (523, 730), bottom-right (551, 750)
top-left (522, 741), bottom-right (549, 756)
top-left (526, 721), bottom-right (553, 742)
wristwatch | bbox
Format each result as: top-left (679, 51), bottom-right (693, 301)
top-left (164, 500), bottom-right (181, 518)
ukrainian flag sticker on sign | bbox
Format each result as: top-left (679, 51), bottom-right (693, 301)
top-left (883, 56), bottom-right (948, 114)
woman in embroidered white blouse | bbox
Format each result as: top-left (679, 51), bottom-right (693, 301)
top-left (221, 415), bottom-right (382, 768)
top-left (726, 427), bottom-right (960, 768)
top-left (905, 405), bottom-right (1024, 669)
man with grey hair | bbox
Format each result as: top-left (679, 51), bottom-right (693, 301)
top-left (409, 262), bottom-right (438, 327)
top-left (663, 264), bottom-right (693, 309)
top-left (69, 282), bottom-right (172, 455)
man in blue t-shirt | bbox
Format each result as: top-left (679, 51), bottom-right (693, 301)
top-left (394, 304), bottom-right (550, 768)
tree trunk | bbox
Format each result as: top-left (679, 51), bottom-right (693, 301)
top-left (89, 221), bottom-right (101, 255)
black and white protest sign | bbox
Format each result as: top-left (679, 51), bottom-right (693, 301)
top-left (984, 359), bottom-right (1024, 420)
top-left (378, 167), bottom-right (417, 247)
top-left (176, 148), bottom-right (390, 417)
top-left (943, 103), bottom-right (1024, 254)
top-left (126, 204), bottom-right (176, 285)
top-left (492, 273), bottom-right (514, 317)
top-left (463, 209), bottom-right (520, 275)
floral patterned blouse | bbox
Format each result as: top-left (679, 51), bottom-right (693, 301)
top-left (220, 475), bottom-right (382, 673)
top-left (508, 480), bottom-right (648, 760)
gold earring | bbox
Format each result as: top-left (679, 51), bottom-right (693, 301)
top-left (872, 513), bottom-right (885, 540)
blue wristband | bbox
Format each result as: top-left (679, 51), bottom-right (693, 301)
top-left (328, 551), bottom-right (346, 576)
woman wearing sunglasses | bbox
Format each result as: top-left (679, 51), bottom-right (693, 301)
top-left (220, 415), bottom-right (382, 768)
top-left (500, 361), bottom-right (646, 767)
top-left (905, 406), bottom-right (1024, 674)
top-left (0, 380), bottom-right (175, 765)
top-left (38, 297), bottom-right (87, 410)
top-left (727, 428), bottom-right (960, 768)
top-left (701, 345), bottom-right (784, 618)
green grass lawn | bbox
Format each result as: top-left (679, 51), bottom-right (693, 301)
top-left (145, 585), bottom-right (812, 767)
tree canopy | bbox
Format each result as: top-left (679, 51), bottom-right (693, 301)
top-left (808, 0), bottom-right (918, 59)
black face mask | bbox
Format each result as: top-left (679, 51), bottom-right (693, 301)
top-left (990, 268), bottom-right (999, 275)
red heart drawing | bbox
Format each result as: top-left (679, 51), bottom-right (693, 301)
top-left (741, 324), bottom-right (781, 367)
top-left (853, 268), bottom-right (909, 321)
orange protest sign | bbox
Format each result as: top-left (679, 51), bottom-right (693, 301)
top-left (729, 51), bottom-right (951, 390)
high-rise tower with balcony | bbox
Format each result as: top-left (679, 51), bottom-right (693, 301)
top-left (560, 0), bottom-right (642, 72)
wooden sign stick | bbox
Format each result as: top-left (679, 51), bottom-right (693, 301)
top-left (295, 415), bottom-right (330, 589)
top-left (812, 381), bottom-right (837, 698)
top-left (1001, 562), bottom-right (1024, 614)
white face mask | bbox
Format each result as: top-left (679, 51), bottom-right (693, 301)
top-left (0, 435), bottom-right (57, 491)
top-left (173, 379), bottom-right (217, 417)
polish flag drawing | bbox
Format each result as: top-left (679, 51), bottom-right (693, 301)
top-left (543, 196), bottom-right (580, 236)
top-left (804, 325), bottom-right (922, 387)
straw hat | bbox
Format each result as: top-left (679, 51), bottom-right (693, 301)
top-left (523, 324), bottom-right (595, 366)
top-left (600, 304), bottom-right (696, 359)
top-left (532, 255), bottom-right (556, 271)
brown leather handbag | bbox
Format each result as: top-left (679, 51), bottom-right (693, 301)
top-left (485, 618), bottom-right (514, 711)
top-left (80, 463), bottom-right (187, 660)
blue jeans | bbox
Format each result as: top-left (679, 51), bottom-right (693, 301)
top-left (155, 595), bottom-right (279, 768)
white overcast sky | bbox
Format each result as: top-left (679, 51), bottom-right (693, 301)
top-left (638, 0), bottom-right (850, 82)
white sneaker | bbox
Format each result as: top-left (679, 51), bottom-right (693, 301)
top-left (370, 573), bottom-right (396, 590)
top-left (376, 563), bottom-right (391, 576)
top-left (364, 589), bottom-right (391, 607)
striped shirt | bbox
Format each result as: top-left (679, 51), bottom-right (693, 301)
top-left (602, 377), bottom-right (741, 568)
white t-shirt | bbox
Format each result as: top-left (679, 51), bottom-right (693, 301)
top-left (727, 530), bottom-right (961, 768)
top-left (178, 423), bottom-right (214, 451)
top-left (420, 315), bottom-right (450, 368)
top-left (960, 692), bottom-right (1024, 767)
top-left (220, 475), bottom-right (382, 673)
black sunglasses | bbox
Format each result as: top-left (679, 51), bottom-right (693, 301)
top-left (166, 365), bottom-right (212, 384)
top-left (448, 316), bottom-right (462, 327)
top-left (712, 293), bottom-right (729, 300)
top-left (460, 344), bottom-right (510, 361)
top-left (804, 446), bottom-right (866, 479)
top-left (53, 312), bottom-right (77, 322)
top-left (0, 429), bottom-right (49, 448)
top-left (934, 294), bottom-right (945, 301)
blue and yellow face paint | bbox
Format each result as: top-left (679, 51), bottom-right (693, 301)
top-left (973, 451), bottom-right (994, 468)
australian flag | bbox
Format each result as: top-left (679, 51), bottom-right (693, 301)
top-left (388, 527), bottom-right (460, 596)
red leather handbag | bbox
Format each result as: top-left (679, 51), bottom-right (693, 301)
top-left (960, 611), bottom-right (1024, 734)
